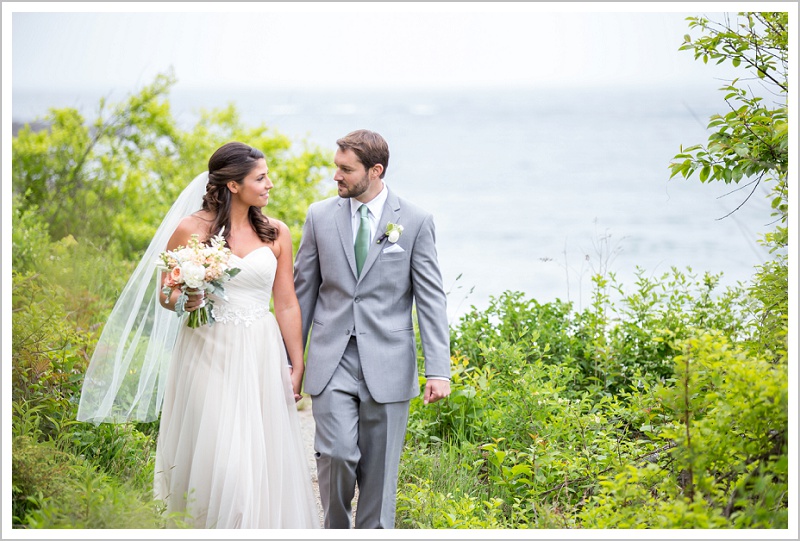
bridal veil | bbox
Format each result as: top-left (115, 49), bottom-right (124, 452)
top-left (77, 172), bottom-right (209, 424)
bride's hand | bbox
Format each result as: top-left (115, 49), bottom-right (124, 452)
top-left (289, 366), bottom-right (304, 402)
top-left (185, 289), bottom-right (205, 312)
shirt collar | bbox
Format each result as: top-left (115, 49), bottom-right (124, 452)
top-left (350, 183), bottom-right (388, 218)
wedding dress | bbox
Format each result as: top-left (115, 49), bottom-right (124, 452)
top-left (153, 245), bottom-right (320, 529)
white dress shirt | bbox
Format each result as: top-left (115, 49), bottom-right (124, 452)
top-left (350, 183), bottom-right (388, 243)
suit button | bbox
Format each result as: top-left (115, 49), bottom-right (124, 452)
top-left (345, 329), bottom-right (351, 335)
top-left (354, 297), bottom-right (361, 303)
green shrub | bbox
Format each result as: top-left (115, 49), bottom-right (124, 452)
top-left (656, 331), bottom-right (788, 528)
top-left (402, 266), bottom-right (785, 528)
top-left (11, 271), bottom-right (97, 438)
top-left (21, 466), bottom-right (170, 529)
top-left (11, 435), bottom-right (73, 525)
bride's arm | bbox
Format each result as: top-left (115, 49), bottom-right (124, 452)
top-left (159, 215), bottom-right (205, 312)
top-left (271, 220), bottom-right (306, 399)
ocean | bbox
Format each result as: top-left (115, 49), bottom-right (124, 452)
top-left (11, 84), bottom-right (774, 323)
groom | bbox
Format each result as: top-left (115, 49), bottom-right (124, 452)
top-left (293, 129), bottom-right (451, 529)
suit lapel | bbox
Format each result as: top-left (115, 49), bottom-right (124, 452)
top-left (334, 198), bottom-right (359, 278)
top-left (358, 189), bottom-right (401, 281)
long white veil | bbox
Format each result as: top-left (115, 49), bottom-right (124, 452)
top-left (77, 171), bottom-right (209, 424)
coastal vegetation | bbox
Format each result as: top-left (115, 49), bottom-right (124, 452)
top-left (396, 11), bottom-right (789, 529)
top-left (10, 12), bottom-right (788, 529)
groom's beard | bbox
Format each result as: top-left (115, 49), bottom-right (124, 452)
top-left (336, 172), bottom-right (370, 199)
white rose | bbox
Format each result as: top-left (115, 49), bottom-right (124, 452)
top-left (175, 247), bottom-right (194, 262)
top-left (181, 261), bottom-right (207, 289)
top-left (388, 230), bottom-right (401, 243)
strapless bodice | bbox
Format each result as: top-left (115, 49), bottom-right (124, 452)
top-left (209, 246), bottom-right (276, 327)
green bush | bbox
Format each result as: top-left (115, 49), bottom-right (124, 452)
top-left (11, 435), bottom-right (74, 524)
top-left (12, 432), bottom-right (168, 529)
top-left (400, 269), bottom-right (786, 529)
top-left (11, 271), bottom-right (97, 438)
top-left (576, 331), bottom-right (788, 529)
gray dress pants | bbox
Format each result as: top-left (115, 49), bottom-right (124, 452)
top-left (311, 336), bottom-right (411, 529)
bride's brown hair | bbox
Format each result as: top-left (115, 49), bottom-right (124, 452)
top-left (202, 142), bottom-right (278, 246)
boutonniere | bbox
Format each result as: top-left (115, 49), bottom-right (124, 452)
top-left (376, 222), bottom-right (404, 244)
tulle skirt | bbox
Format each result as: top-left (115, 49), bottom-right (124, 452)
top-left (154, 311), bottom-right (320, 529)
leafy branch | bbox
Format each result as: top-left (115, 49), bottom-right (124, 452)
top-left (669, 12), bottom-right (788, 224)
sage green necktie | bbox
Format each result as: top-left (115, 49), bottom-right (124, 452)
top-left (355, 204), bottom-right (370, 276)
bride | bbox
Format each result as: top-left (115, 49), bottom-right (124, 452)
top-left (77, 142), bottom-right (320, 529)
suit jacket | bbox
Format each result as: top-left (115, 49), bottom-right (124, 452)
top-left (293, 187), bottom-right (451, 403)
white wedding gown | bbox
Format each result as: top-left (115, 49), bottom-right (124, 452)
top-left (154, 246), bottom-right (320, 529)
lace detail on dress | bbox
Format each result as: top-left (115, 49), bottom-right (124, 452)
top-left (211, 303), bottom-right (271, 327)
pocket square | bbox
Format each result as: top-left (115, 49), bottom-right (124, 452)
top-left (383, 244), bottom-right (405, 254)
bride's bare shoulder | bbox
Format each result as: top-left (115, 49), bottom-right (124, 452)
top-left (170, 211), bottom-right (214, 246)
top-left (187, 210), bottom-right (215, 227)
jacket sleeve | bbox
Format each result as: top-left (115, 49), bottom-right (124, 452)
top-left (409, 213), bottom-right (451, 380)
top-left (293, 205), bottom-right (321, 345)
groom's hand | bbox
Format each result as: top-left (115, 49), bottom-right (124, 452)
top-left (423, 379), bottom-right (451, 405)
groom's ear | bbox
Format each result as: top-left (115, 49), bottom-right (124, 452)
top-left (369, 164), bottom-right (384, 180)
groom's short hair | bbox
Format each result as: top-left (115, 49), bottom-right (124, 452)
top-left (336, 130), bottom-right (389, 179)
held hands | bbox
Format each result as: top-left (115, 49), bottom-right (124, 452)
top-left (289, 365), bottom-right (304, 403)
top-left (423, 379), bottom-right (451, 405)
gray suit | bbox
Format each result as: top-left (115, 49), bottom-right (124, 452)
top-left (294, 187), bottom-right (450, 528)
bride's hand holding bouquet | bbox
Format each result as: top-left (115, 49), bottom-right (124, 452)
top-left (157, 228), bottom-right (241, 328)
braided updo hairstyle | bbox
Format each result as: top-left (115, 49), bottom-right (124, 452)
top-left (202, 142), bottom-right (278, 246)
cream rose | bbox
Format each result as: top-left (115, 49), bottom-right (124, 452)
top-left (181, 261), bottom-right (207, 289)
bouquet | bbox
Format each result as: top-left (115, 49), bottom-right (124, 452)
top-left (157, 228), bottom-right (241, 328)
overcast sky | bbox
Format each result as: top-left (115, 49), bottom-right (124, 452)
top-left (6, 3), bottom-right (755, 94)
